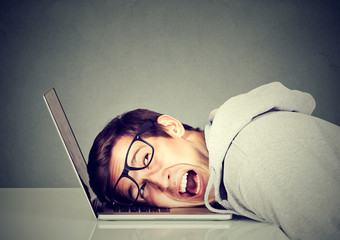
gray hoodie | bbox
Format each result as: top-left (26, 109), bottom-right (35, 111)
top-left (204, 82), bottom-right (340, 240)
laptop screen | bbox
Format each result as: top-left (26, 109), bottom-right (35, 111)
top-left (43, 89), bottom-right (97, 206)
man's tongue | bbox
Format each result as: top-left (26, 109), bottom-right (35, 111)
top-left (186, 170), bottom-right (198, 195)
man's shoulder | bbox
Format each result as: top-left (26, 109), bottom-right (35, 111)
top-left (230, 111), bottom-right (326, 154)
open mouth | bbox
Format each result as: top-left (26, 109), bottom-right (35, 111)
top-left (179, 170), bottom-right (201, 198)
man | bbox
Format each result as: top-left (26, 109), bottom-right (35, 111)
top-left (88, 82), bottom-right (340, 240)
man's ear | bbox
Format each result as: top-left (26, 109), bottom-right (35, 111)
top-left (157, 115), bottom-right (185, 137)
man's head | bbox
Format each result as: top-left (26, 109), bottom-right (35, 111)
top-left (88, 109), bottom-right (214, 208)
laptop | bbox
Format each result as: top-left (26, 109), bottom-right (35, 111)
top-left (43, 88), bottom-right (232, 221)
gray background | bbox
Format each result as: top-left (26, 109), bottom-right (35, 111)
top-left (1, 0), bottom-right (339, 188)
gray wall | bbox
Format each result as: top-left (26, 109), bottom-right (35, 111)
top-left (1, 0), bottom-right (339, 187)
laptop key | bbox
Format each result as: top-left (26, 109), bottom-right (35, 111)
top-left (160, 208), bottom-right (170, 212)
top-left (130, 206), bottom-right (140, 212)
top-left (150, 207), bottom-right (160, 212)
top-left (140, 206), bottom-right (150, 212)
top-left (119, 206), bottom-right (131, 212)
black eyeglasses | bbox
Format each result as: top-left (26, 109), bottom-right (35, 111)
top-left (107, 121), bottom-right (155, 205)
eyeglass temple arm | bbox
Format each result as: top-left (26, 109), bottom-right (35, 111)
top-left (136, 121), bottom-right (154, 136)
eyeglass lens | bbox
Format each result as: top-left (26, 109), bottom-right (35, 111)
top-left (113, 140), bottom-right (153, 203)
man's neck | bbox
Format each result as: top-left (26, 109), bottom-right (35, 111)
top-left (183, 130), bottom-right (209, 159)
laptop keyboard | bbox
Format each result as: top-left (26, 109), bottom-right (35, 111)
top-left (112, 205), bottom-right (170, 213)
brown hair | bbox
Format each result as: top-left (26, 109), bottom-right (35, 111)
top-left (87, 109), bottom-right (199, 203)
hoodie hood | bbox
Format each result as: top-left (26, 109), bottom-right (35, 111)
top-left (204, 82), bottom-right (316, 213)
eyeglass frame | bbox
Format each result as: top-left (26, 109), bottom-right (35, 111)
top-left (106, 120), bottom-right (155, 205)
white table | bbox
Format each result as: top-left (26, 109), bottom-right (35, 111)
top-left (0, 188), bottom-right (288, 240)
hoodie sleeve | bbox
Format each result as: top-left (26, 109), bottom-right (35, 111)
top-left (224, 111), bottom-right (340, 240)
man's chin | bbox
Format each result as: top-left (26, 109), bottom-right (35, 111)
top-left (168, 196), bottom-right (206, 208)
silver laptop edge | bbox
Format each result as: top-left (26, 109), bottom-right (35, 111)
top-left (43, 88), bottom-right (232, 221)
top-left (43, 88), bottom-right (98, 218)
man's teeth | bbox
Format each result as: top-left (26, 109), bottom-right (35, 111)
top-left (196, 175), bottom-right (200, 194)
top-left (180, 173), bottom-right (188, 193)
top-left (179, 172), bottom-right (201, 195)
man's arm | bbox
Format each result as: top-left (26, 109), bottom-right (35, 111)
top-left (224, 111), bottom-right (340, 240)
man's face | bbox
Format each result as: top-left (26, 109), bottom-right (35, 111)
top-left (109, 116), bottom-right (214, 208)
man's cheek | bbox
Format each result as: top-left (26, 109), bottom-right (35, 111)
top-left (149, 193), bottom-right (170, 207)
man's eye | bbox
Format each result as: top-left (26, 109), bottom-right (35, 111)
top-left (140, 183), bottom-right (147, 198)
top-left (135, 153), bottom-right (150, 168)
top-left (143, 154), bottom-right (149, 166)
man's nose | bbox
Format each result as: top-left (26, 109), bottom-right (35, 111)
top-left (146, 168), bottom-right (170, 191)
